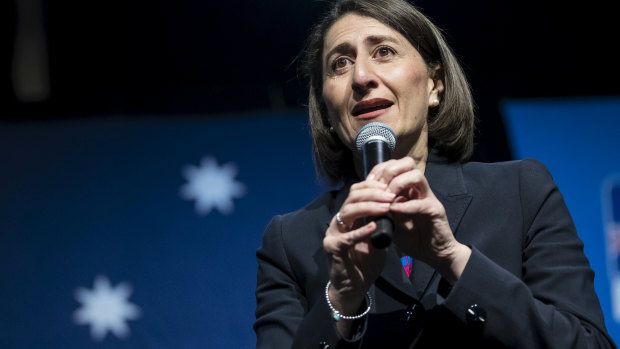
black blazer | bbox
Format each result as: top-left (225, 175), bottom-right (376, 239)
top-left (255, 154), bottom-right (616, 348)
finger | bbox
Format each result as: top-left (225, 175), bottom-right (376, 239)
top-left (338, 201), bottom-right (391, 228)
top-left (324, 222), bottom-right (376, 255)
top-left (350, 177), bottom-right (388, 191)
top-left (387, 168), bottom-right (431, 198)
top-left (390, 197), bottom-right (445, 217)
top-left (389, 197), bottom-right (428, 214)
top-left (344, 186), bottom-right (396, 205)
top-left (368, 157), bottom-right (416, 185)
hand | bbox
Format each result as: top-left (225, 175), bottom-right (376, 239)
top-left (323, 177), bottom-right (394, 315)
top-left (370, 157), bottom-right (471, 284)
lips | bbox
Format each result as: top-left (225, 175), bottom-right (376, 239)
top-left (351, 98), bottom-right (394, 117)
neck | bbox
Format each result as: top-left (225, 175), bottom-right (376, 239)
top-left (394, 124), bottom-right (429, 174)
top-left (404, 130), bottom-right (428, 174)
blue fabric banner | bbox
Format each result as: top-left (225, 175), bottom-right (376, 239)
top-left (0, 114), bottom-right (327, 347)
top-left (502, 97), bottom-right (620, 343)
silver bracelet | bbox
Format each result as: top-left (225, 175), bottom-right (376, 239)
top-left (324, 280), bottom-right (372, 321)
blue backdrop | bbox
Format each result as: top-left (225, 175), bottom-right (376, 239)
top-left (0, 114), bottom-right (327, 347)
top-left (502, 97), bottom-right (620, 343)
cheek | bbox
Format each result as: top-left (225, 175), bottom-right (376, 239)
top-left (321, 81), bottom-right (343, 116)
top-left (388, 61), bottom-right (429, 91)
top-left (402, 69), bottom-right (428, 94)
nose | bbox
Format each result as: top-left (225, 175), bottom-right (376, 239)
top-left (351, 59), bottom-right (378, 94)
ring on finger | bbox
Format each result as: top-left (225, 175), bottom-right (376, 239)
top-left (336, 211), bottom-right (345, 226)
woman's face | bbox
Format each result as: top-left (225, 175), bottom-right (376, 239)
top-left (321, 13), bottom-right (442, 158)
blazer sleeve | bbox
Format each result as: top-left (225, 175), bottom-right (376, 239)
top-left (254, 215), bottom-right (366, 349)
top-left (440, 158), bottom-right (616, 348)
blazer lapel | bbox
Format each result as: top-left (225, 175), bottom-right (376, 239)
top-left (381, 244), bottom-right (416, 297)
top-left (426, 153), bottom-right (473, 236)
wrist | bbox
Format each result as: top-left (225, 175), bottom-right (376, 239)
top-left (325, 281), bottom-right (372, 321)
top-left (437, 243), bottom-right (471, 285)
top-left (327, 282), bottom-right (366, 316)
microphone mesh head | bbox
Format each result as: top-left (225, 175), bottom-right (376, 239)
top-left (355, 122), bottom-right (397, 152)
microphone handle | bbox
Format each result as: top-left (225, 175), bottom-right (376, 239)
top-left (371, 216), bottom-right (393, 249)
top-left (363, 140), bottom-right (393, 248)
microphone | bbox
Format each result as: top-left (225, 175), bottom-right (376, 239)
top-left (355, 122), bottom-right (397, 248)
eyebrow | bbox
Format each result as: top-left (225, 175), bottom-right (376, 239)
top-left (364, 35), bottom-right (399, 46)
top-left (324, 42), bottom-right (355, 63)
top-left (324, 34), bottom-right (401, 62)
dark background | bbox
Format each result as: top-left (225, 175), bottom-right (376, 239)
top-left (2, 0), bottom-right (619, 161)
top-left (2, 2), bottom-right (620, 346)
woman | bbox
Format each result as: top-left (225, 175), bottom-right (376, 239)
top-left (254, 0), bottom-right (616, 347)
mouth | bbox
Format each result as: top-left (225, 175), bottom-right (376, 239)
top-left (351, 98), bottom-right (394, 117)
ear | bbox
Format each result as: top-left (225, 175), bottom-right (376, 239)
top-left (427, 65), bottom-right (444, 107)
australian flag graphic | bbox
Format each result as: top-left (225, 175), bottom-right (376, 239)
top-left (0, 114), bottom-right (328, 347)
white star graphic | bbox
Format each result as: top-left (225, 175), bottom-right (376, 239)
top-left (180, 156), bottom-right (246, 215)
top-left (73, 275), bottom-right (141, 341)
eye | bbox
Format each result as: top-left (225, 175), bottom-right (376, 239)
top-left (331, 57), bottom-right (352, 72)
top-left (375, 46), bottom-right (395, 59)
